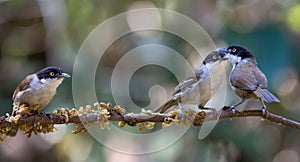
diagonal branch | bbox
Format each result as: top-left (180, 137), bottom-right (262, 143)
top-left (0, 103), bottom-right (299, 141)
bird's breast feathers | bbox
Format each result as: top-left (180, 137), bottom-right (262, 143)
top-left (14, 75), bottom-right (64, 106)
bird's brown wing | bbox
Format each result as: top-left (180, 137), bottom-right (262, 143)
top-left (156, 66), bottom-right (204, 112)
top-left (12, 75), bottom-right (33, 100)
top-left (230, 63), bottom-right (267, 91)
top-left (153, 77), bottom-right (196, 113)
top-left (173, 77), bottom-right (197, 95)
top-left (253, 66), bottom-right (268, 89)
top-left (173, 67), bottom-right (204, 95)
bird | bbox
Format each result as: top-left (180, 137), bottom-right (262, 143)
top-left (12, 66), bottom-right (70, 115)
top-left (155, 49), bottom-right (227, 114)
top-left (220, 45), bottom-right (280, 112)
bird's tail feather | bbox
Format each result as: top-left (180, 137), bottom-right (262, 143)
top-left (153, 98), bottom-right (178, 113)
top-left (254, 88), bottom-right (280, 103)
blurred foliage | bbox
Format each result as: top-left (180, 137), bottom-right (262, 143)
top-left (287, 4), bottom-right (300, 34)
top-left (1, 0), bottom-right (300, 162)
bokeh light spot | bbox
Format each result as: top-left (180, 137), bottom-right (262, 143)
top-left (287, 4), bottom-right (300, 34)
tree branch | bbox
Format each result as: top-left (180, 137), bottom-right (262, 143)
top-left (0, 103), bottom-right (299, 141)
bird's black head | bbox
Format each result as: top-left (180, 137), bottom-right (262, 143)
top-left (227, 45), bottom-right (254, 59)
top-left (37, 66), bottom-right (70, 80)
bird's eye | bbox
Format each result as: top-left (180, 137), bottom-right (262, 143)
top-left (49, 72), bottom-right (55, 77)
top-left (231, 48), bottom-right (237, 53)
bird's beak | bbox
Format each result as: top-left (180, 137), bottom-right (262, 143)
top-left (59, 72), bottom-right (71, 78)
top-left (217, 48), bottom-right (229, 60)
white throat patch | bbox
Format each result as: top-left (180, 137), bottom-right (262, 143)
top-left (38, 77), bottom-right (64, 89)
top-left (228, 54), bottom-right (241, 65)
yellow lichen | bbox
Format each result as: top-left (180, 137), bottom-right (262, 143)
top-left (118, 121), bottom-right (126, 128)
top-left (141, 109), bottom-right (152, 114)
top-left (72, 123), bottom-right (87, 134)
top-left (99, 102), bottom-right (107, 109)
top-left (0, 134), bottom-right (6, 142)
top-left (64, 114), bottom-right (69, 123)
top-left (106, 102), bottom-right (113, 109)
top-left (12, 106), bottom-right (18, 115)
top-left (78, 107), bottom-right (84, 114)
top-left (162, 117), bottom-right (174, 128)
top-left (139, 122), bottom-right (146, 131)
top-left (162, 122), bottom-right (172, 128)
top-left (168, 110), bottom-right (179, 116)
top-left (114, 105), bottom-right (126, 114)
top-left (164, 117), bottom-right (173, 123)
top-left (69, 108), bottom-right (79, 117)
top-left (18, 104), bottom-right (32, 116)
top-left (98, 108), bottom-right (110, 120)
top-left (146, 122), bottom-right (155, 130)
top-left (94, 102), bottom-right (99, 107)
top-left (99, 121), bottom-right (110, 130)
top-left (0, 101), bottom-right (158, 141)
top-left (85, 105), bottom-right (92, 113)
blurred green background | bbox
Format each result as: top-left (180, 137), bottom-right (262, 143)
top-left (1, 0), bottom-right (300, 162)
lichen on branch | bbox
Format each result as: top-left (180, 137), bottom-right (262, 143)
top-left (0, 102), bottom-right (300, 142)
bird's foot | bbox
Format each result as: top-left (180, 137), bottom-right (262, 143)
top-left (261, 106), bottom-right (266, 115)
top-left (230, 106), bottom-right (236, 114)
top-left (176, 101), bottom-right (185, 121)
top-left (174, 108), bottom-right (185, 121)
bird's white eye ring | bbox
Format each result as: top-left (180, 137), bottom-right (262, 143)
top-left (232, 48), bottom-right (237, 53)
top-left (50, 72), bottom-right (55, 77)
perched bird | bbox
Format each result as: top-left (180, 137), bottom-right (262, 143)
top-left (12, 66), bottom-right (70, 115)
top-left (220, 45), bottom-right (280, 111)
top-left (156, 49), bottom-right (227, 113)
